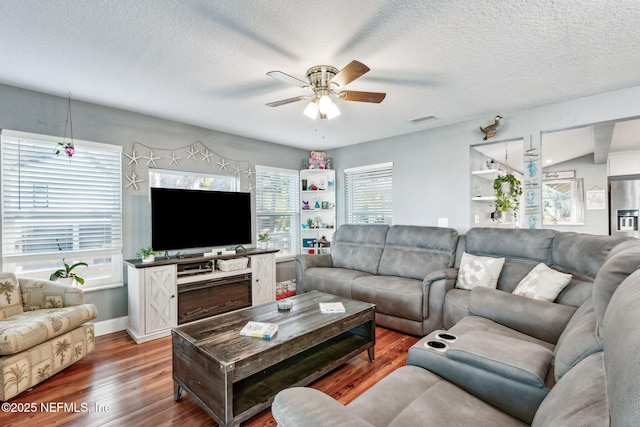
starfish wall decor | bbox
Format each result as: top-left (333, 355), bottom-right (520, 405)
top-left (124, 140), bottom-right (254, 193)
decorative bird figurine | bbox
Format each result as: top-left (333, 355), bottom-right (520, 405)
top-left (480, 115), bottom-right (503, 141)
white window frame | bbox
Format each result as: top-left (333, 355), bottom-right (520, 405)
top-left (255, 165), bottom-right (300, 258)
top-left (344, 162), bottom-right (393, 225)
top-left (1, 129), bottom-right (123, 290)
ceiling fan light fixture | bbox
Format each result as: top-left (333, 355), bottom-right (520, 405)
top-left (317, 93), bottom-right (333, 114)
top-left (303, 101), bottom-right (319, 119)
top-left (266, 60), bottom-right (385, 121)
top-left (325, 102), bottom-right (340, 120)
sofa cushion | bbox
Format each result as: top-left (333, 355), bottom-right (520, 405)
top-left (303, 267), bottom-right (372, 299)
top-left (377, 225), bottom-right (458, 280)
top-left (0, 273), bottom-right (23, 320)
top-left (0, 304), bottom-right (98, 355)
top-left (512, 263), bottom-right (572, 302)
top-left (448, 316), bottom-right (555, 351)
top-left (531, 352), bottom-right (607, 427)
top-left (464, 228), bottom-right (556, 264)
top-left (330, 224), bottom-right (389, 274)
top-left (550, 232), bottom-right (629, 281)
top-left (351, 275), bottom-right (422, 321)
top-left (469, 287), bottom-right (576, 345)
top-left (447, 331), bottom-right (554, 388)
top-left (553, 298), bottom-right (601, 381)
top-left (603, 269), bottom-right (640, 425)
top-left (456, 252), bottom-right (504, 290)
top-left (348, 365), bottom-right (527, 427)
top-left (592, 239), bottom-right (640, 330)
top-left (464, 228), bottom-right (556, 292)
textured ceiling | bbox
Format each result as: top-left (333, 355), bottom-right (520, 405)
top-left (1, 0), bottom-right (639, 150)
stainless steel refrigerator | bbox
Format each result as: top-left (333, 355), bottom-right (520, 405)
top-left (609, 175), bottom-right (640, 238)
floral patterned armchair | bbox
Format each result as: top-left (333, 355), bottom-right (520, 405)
top-left (0, 272), bottom-right (97, 400)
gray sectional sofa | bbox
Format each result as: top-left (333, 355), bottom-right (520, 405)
top-left (296, 225), bottom-right (627, 336)
top-left (274, 236), bottom-right (640, 426)
top-left (296, 224), bottom-right (459, 335)
top-left (442, 227), bottom-right (627, 329)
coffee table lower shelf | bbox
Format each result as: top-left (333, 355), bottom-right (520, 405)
top-left (233, 330), bottom-right (373, 416)
top-left (172, 292), bottom-right (375, 427)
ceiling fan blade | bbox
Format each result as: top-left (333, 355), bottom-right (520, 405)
top-left (266, 95), bottom-right (309, 107)
top-left (338, 90), bottom-right (386, 103)
top-left (330, 60), bottom-right (370, 88)
top-left (267, 71), bottom-right (309, 88)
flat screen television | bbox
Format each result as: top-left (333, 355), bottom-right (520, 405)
top-left (150, 187), bottom-right (252, 252)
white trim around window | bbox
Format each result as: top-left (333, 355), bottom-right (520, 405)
top-left (1, 129), bottom-right (123, 290)
top-left (344, 162), bottom-right (393, 225)
top-left (255, 165), bottom-right (300, 257)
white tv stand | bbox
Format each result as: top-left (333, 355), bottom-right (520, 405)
top-left (125, 248), bottom-right (278, 344)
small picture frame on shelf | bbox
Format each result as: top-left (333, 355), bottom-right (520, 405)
top-left (303, 238), bottom-right (316, 248)
top-left (321, 201), bottom-right (329, 209)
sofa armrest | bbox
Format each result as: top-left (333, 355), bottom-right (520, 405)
top-left (424, 267), bottom-right (459, 284)
top-left (272, 387), bottom-right (373, 427)
top-left (422, 268), bottom-right (459, 333)
top-left (19, 278), bottom-right (85, 309)
top-left (295, 254), bottom-right (334, 293)
top-left (295, 253), bottom-right (333, 270)
top-left (469, 287), bottom-right (576, 344)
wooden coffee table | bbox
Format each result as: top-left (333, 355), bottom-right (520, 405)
top-left (172, 290), bottom-right (375, 427)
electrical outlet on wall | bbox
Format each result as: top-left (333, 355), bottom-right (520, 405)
top-left (438, 218), bottom-right (449, 227)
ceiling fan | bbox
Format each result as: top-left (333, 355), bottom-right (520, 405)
top-left (266, 60), bottom-right (386, 120)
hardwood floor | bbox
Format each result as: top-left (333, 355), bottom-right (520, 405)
top-left (2, 327), bottom-right (419, 426)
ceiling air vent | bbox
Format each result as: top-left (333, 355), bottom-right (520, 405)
top-left (410, 115), bottom-right (437, 124)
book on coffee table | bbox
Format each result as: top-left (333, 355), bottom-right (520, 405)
top-left (319, 302), bottom-right (346, 314)
top-left (240, 321), bottom-right (278, 339)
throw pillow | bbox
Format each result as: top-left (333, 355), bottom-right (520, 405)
top-left (512, 263), bottom-right (572, 302)
top-left (0, 272), bottom-right (24, 319)
top-left (456, 252), bottom-right (505, 290)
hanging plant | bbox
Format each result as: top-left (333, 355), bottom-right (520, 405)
top-left (55, 92), bottom-right (76, 158)
top-left (493, 173), bottom-right (523, 213)
top-left (55, 141), bottom-right (75, 157)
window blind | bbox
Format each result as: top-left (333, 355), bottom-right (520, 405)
top-left (255, 166), bottom-right (300, 256)
top-left (344, 162), bottom-right (393, 224)
top-left (1, 130), bottom-right (122, 261)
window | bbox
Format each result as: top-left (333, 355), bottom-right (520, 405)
top-left (344, 162), bottom-right (393, 224)
top-left (542, 178), bottom-right (585, 225)
top-left (255, 166), bottom-right (300, 257)
top-left (1, 130), bottom-right (123, 289)
top-left (149, 168), bottom-right (238, 191)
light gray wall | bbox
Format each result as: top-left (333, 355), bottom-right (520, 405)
top-left (3, 83), bottom-right (640, 322)
top-left (0, 84), bottom-right (307, 321)
top-left (329, 85), bottom-right (640, 233)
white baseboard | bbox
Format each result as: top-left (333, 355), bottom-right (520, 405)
top-left (92, 316), bottom-right (128, 336)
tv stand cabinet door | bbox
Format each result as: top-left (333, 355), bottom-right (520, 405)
top-left (250, 253), bottom-right (275, 306)
top-left (144, 265), bottom-right (178, 334)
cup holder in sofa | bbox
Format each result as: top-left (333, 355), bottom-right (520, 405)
top-left (424, 340), bottom-right (448, 352)
top-left (436, 332), bottom-right (458, 342)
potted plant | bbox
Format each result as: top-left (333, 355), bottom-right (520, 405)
top-left (493, 173), bottom-right (523, 220)
top-left (257, 232), bottom-right (271, 249)
top-left (136, 247), bottom-right (158, 263)
top-left (49, 259), bottom-right (88, 286)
